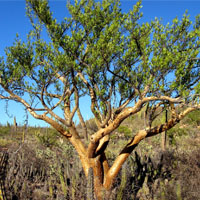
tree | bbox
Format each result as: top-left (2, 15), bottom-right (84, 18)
top-left (0, 0), bottom-right (200, 198)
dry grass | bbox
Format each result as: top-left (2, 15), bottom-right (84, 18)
top-left (0, 111), bottom-right (200, 199)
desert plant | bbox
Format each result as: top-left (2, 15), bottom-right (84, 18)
top-left (117, 125), bottom-right (132, 138)
top-left (0, 152), bottom-right (9, 200)
top-left (167, 127), bottom-right (189, 146)
top-left (35, 129), bottom-right (58, 147)
top-left (86, 118), bottom-right (98, 133)
top-left (4, 145), bottom-right (47, 200)
top-left (154, 149), bottom-right (200, 200)
top-left (0, 0), bottom-right (200, 198)
top-left (0, 126), bottom-right (10, 136)
top-left (185, 110), bottom-right (200, 126)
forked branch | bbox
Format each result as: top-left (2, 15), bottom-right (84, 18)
top-left (103, 105), bottom-right (198, 189)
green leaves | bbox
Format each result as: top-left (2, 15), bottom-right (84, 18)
top-left (148, 12), bottom-right (200, 97)
top-left (0, 0), bottom-right (199, 119)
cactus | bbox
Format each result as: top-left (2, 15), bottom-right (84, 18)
top-left (87, 167), bottom-right (95, 200)
top-left (160, 181), bottom-right (166, 200)
top-left (58, 167), bottom-right (68, 198)
top-left (0, 189), bottom-right (4, 200)
top-left (116, 166), bottom-right (126, 200)
top-left (48, 177), bottom-right (54, 199)
top-left (13, 117), bottom-right (17, 132)
top-left (0, 152), bottom-right (9, 200)
top-left (6, 122), bottom-right (10, 128)
top-left (176, 182), bottom-right (182, 200)
top-left (22, 131), bottom-right (25, 143)
top-left (71, 176), bottom-right (76, 200)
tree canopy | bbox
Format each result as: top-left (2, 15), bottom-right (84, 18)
top-left (0, 0), bottom-right (200, 198)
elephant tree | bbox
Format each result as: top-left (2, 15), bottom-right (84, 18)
top-left (0, 0), bottom-right (200, 198)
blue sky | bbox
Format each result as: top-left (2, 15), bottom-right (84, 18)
top-left (0, 0), bottom-right (200, 127)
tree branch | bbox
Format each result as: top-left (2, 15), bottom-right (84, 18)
top-left (77, 72), bottom-right (102, 127)
top-left (104, 105), bottom-right (198, 189)
top-left (40, 84), bottom-right (70, 126)
top-left (77, 107), bottom-right (88, 140)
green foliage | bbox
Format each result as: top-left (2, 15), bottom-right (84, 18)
top-left (0, 126), bottom-right (10, 136)
top-left (116, 166), bottom-right (126, 200)
top-left (0, 0), bottom-right (199, 123)
top-left (35, 129), bottom-right (58, 147)
top-left (0, 4), bottom-right (199, 198)
top-left (0, 138), bottom-right (13, 147)
top-left (1, 119), bottom-right (200, 199)
top-left (110, 133), bottom-right (118, 140)
top-left (117, 125), bottom-right (132, 138)
top-left (165, 110), bottom-right (200, 146)
top-left (185, 110), bottom-right (200, 126)
top-left (85, 118), bottom-right (98, 132)
top-left (167, 127), bottom-right (189, 145)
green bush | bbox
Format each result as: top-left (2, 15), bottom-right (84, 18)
top-left (110, 133), bottom-right (118, 140)
top-left (0, 126), bottom-right (10, 136)
top-left (0, 138), bottom-right (13, 146)
top-left (35, 129), bottom-right (58, 147)
top-left (185, 110), bottom-right (200, 126)
top-left (117, 125), bottom-right (132, 138)
top-left (167, 127), bottom-right (188, 145)
top-left (86, 118), bottom-right (98, 132)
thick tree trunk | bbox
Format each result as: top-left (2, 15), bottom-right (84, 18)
top-left (41, 106), bottom-right (197, 200)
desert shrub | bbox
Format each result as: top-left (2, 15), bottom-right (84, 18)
top-left (4, 145), bottom-right (48, 200)
top-left (2, 140), bottom-right (200, 200)
top-left (117, 125), bottom-right (132, 138)
top-left (1, 117), bottom-right (199, 200)
top-left (105, 150), bottom-right (176, 200)
top-left (174, 150), bottom-right (200, 200)
top-left (0, 126), bottom-right (10, 136)
top-left (85, 118), bottom-right (98, 132)
top-left (155, 149), bottom-right (200, 200)
top-left (167, 127), bottom-right (189, 145)
top-left (35, 129), bottom-right (58, 147)
top-left (110, 132), bottom-right (118, 140)
top-left (185, 110), bottom-right (200, 126)
top-left (0, 138), bottom-right (13, 147)
top-left (3, 143), bottom-right (89, 200)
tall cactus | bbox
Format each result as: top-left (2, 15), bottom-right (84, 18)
top-left (116, 166), bottom-right (127, 200)
top-left (13, 117), bottom-right (17, 133)
top-left (0, 152), bottom-right (9, 200)
top-left (87, 167), bottom-right (95, 200)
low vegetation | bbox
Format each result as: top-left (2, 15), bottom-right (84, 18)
top-left (0, 111), bottom-right (200, 200)
top-left (0, 0), bottom-right (200, 197)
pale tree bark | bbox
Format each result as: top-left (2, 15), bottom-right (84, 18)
top-left (1, 81), bottom-right (199, 199)
top-left (15, 2), bottom-right (200, 198)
